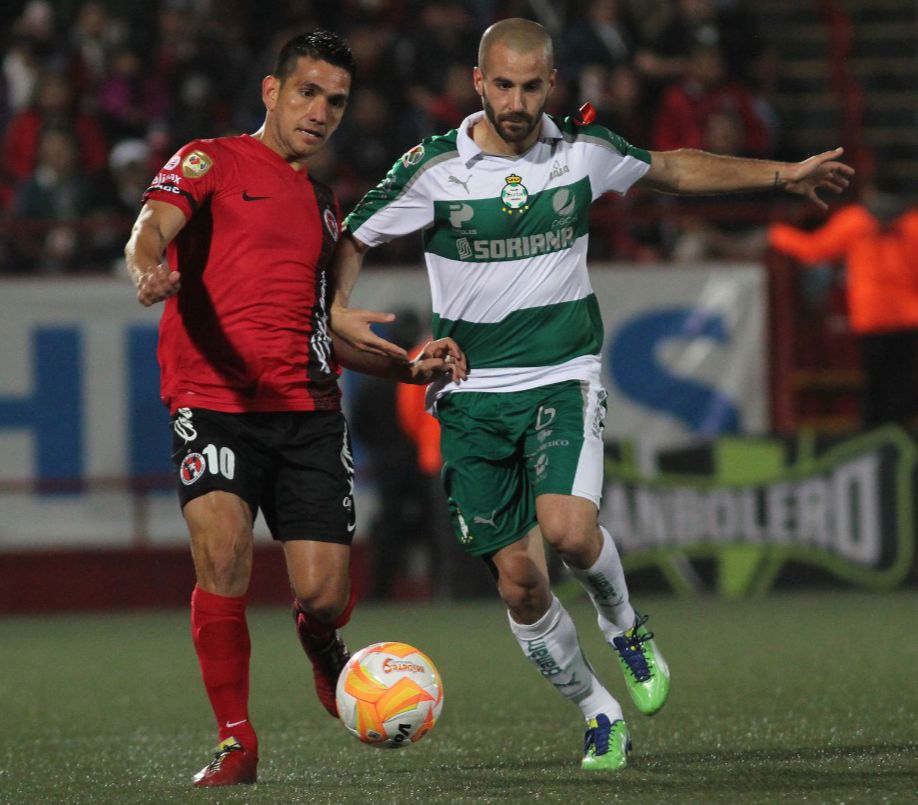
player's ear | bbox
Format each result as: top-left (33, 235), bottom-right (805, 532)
top-left (472, 66), bottom-right (484, 97)
top-left (262, 74), bottom-right (280, 111)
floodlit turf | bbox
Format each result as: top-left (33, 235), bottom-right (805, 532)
top-left (1, 590), bottom-right (917, 804)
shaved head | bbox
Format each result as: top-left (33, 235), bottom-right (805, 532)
top-left (478, 18), bottom-right (554, 73)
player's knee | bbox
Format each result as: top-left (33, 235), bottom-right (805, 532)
top-left (539, 520), bottom-right (600, 567)
top-left (293, 583), bottom-right (349, 624)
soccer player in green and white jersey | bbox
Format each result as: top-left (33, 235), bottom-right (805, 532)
top-left (330, 18), bottom-right (852, 771)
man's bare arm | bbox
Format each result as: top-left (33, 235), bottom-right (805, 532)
top-left (125, 200), bottom-right (188, 306)
top-left (640, 147), bottom-right (854, 210)
top-left (333, 335), bottom-right (467, 384)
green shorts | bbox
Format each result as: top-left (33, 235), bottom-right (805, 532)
top-left (436, 379), bottom-right (607, 557)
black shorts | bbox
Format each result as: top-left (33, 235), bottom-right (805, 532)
top-left (170, 407), bottom-right (356, 544)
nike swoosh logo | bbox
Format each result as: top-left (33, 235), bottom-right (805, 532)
top-left (225, 719), bottom-right (248, 728)
top-left (242, 191), bottom-right (270, 201)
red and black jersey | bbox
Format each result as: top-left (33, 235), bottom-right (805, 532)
top-left (143, 135), bottom-right (342, 414)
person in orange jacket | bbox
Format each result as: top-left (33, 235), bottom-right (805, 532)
top-left (768, 186), bottom-right (918, 427)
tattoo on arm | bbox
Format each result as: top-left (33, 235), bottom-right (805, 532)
top-left (773, 170), bottom-right (784, 188)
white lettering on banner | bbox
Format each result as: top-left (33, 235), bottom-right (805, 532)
top-left (604, 454), bottom-right (882, 565)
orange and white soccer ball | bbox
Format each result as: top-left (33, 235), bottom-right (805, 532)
top-left (335, 642), bottom-right (444, 749)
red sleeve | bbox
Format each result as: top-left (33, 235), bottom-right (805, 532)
top-left (142, 140), bottom-right (221, 218)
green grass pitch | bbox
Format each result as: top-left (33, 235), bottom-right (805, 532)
top-left (1, 590), bottom-right (917, 804)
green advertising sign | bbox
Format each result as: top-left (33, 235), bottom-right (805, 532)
top-left (601, 427), bottom-right (916, 597)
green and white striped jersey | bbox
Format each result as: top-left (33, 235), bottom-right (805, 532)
top-left (344, 111), bottom-right (651, 396)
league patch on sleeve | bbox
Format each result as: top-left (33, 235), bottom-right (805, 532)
top-left (181, 150), bottom-right (214, 178)
top-left (401, 144), bottom-right (425, 168)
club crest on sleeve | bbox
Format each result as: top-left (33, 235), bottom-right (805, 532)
top-left (181, 150), bottom-right (214, 179)
top-left (323, 207), bottom-right (339, 241)
top-left (180, 452), bottom-right (206, 485)
top-left (401, 144), bottom-right (425, 168)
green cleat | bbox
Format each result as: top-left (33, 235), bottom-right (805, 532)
top-left (611, 612), bottom-right (670, 716)
top-left (581, 715), bottom-right (631, 771)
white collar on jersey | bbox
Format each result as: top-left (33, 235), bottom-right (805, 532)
top-left (456, 111), bottom-right (563, 165)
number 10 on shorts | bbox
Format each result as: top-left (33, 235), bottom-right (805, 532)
top-left (181, 444), bottom-right (235, 485)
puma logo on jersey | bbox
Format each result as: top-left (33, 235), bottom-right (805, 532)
top-left (448, 174), bottom-right (471, 194)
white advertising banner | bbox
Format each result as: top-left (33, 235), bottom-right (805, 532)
top-left (0, 264), bottom-right (765, 547)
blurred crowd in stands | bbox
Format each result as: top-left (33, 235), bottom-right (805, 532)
top-left (0, 0), bottom-right (793, 274)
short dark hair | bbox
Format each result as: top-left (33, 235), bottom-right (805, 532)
top-left (273, 30), bottom-right (356, 83)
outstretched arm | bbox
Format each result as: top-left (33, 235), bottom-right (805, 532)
top-left (639, 147), bottom-right (854, 210)
top-left (125, 200), bottom-right (187, 306)
top-left (329, 231), bottom-right (411, 359)
top-left (333, 335), bottom-right (467, 384)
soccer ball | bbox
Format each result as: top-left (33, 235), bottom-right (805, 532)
top-left (335, 642), bottom-right (444, 749)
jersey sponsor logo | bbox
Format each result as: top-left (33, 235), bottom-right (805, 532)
top-left (323, 207), bottom-right (339, 241)
top-left (149, 183), bottom-right (183, 195)
top-left (242, 190), bottom-right (270, 201)
top-left (538, 438), bottom-right (570, 450)
top-left (448, 202), bottom-right (474, 230)
top-left (181, 150), bottom-right (213, 178)
top-left (500, 173), bottom-right (529, 214)
top-left (401, 144), bottom-right (425, 168)
top-left (549, 161), bottom-right (570, 180)
top-left (180, 452), bottom-right (206, 485)
top-left (173, 408), bottom-right (197, 443)
top-left (459, 226), bottom-right (575, 261)
top-left (454, 504), bottom-right (473, 545)
top-left (340, 421), bottom-right (356, 532)
top-left (552, 188), bottom-right (576, 216)
top-left (310, 270), bottom-right (334, 375)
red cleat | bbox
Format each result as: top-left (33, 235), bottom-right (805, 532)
top-left (192, 737), bottom-right (257, 787)
top-left (293, 604), bottom-right (351, 718)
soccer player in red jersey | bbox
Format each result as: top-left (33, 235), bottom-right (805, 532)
top-left (124, 31), bottom-right (466, 787)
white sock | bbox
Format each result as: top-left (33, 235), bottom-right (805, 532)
top-left (566, 526), bottom-right (636, 638)
top-left (508, 595), bottom-right (622, 722)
